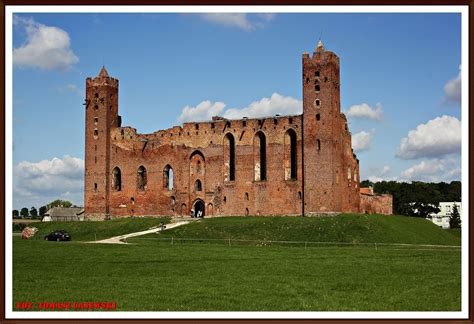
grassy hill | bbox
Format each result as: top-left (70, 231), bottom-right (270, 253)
top-left (150, 214), bottom-right (461, 246)
top-left (26, 217), bottom-right (170, 241)
top-left (23, 214), bottom-right (461, 246)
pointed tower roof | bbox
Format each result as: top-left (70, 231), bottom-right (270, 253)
top-left (315, 39), bottom-right (325, 52)
top-left (98, 66), bottom-right (109, 78)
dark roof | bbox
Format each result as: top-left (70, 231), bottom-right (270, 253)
top-left (45, 207), bottom-right (84, 217)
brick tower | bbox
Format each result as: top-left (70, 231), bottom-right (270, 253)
top-left (84, 67), bottom-right (120, 219)
top-left (303, 40), bottom-right (347, 213)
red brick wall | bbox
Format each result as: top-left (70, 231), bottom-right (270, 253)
top-left (84, 44), bottom-right (361, 220)
top-left (360, 194), bottom-right (393, 215)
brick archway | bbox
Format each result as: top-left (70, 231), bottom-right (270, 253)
top-left (192, 199), bottom-right (205, 218)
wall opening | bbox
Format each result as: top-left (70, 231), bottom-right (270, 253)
top-left (284, 129), bottom-right (297, 180)
top-left (163, 165), bottom-right (174, 190)
top-left (254, 131), bottom-right (267, 181)
top-left (94, 182), bottom-right (97, 193)
top-left (316, 113), bottom-right (320, 121)
top-left (193, 199), bottom-right (205, 218)
top-left (195, 179), bottom-right (202, 192)
top-left (112, 167), bottom-right (122, 191)
top-left (245, 192), bottom-right (249, 200)
top-left (317, 139), bottom-right (321, 151)
top-left (315, 71), bottom-right (320, 77)
top-left (245, 208), bottom-right (249, 216)
top-left (224, 133), bottom-right (235, 181)
top-left (197, 160), bottom-right (201, 174)
top-left (137, 165), bottom-right (147, 191)
top-left (315, 84), bottom-right (320, 92)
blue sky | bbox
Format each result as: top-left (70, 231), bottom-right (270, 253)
top-left (11, 11), bottom-right (462, 210)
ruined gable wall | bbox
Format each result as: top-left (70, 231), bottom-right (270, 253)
top-left (106, 115), bottom-right (303, 218)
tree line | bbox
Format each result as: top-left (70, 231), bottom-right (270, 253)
top-left (12, 200), bottom-right (73, 219)
top-left (360, 180), bottom-right (461, 218)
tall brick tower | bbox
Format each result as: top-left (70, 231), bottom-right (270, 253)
top-left (84, 67), bottom-right (119, 219)
top-left (302, 40), bottom-right (344, 213)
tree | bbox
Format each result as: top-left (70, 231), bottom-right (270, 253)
top-left (360, 180), bottom-right (374, 188)
top-left (46, 199), bottom-right (72, 210)
top-left (12, 210), bottom-right (19, 219)
top-left (449, 204), bottom-right (461, 228)
top-left (39, 206), bottom-right (47, 217)
top-left (20, 207), bottom-right (29, 218)
top-left (30, 207), bottom-right (38, 218)
top-left (408, 201), bottom-right (440, 218)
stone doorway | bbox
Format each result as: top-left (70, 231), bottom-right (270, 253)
top-left (193, 199), bottom-right (205, 218)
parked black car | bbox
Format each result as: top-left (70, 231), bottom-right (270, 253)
top-left (44, 230), bottom-right (71, 242)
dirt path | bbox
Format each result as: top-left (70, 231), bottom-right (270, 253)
top-left (88, 220), bottom-right (189, 244)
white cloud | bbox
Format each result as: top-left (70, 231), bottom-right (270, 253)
top-left (257, 13), bottom-right (276, 21)
top-left (396, 115), bottom-right (461, 159)
top-left (178, 93), bottom-right (302, 123)
top-left (345, 103), bottom-right (383, 121)
top-left (400, 158), bottom-right (461, 182)
top-left (364, 165), bottom-right (396, 183)
top-left (444, 65), bottom-right (461, 105)
top-left (198, 13), bottom-right (274, 31)
top-left (57, 83), bottom-right (82, 96)
top-left (13, 16), bottom-right (79, 70)
top-left (224, 93), bottom-right (301, 119)
top-left (13, 155), bottom-right (84, 209)
top-left (178, 100), bottom-right (226, 123)
top-left (380, 165), bottom-right (391, 175)
top-left (352, 130), bottom-right (374, 152)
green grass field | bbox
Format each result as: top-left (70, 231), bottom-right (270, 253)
top-left (12, 215), bottom-right (461, 311)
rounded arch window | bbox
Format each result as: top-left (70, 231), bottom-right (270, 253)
top-left (163, 165), bottom-right (174, 190)
top-left (137, 165), bottom-right (147, 190)
top-left (112, 167), bottom-right (122, 191)
top-left (254, 131), bottom-right (267, 181)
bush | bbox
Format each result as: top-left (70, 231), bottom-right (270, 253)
top-left (13, 223), bottom-right (27, 232)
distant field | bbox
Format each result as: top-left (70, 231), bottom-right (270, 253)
top-left (13, 219), bottom-right (41, 224)
top-left (12, 214), bottom-right (461, 312)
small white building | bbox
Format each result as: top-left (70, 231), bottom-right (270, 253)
top-left (427, 202), bottom-right (461, 229)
